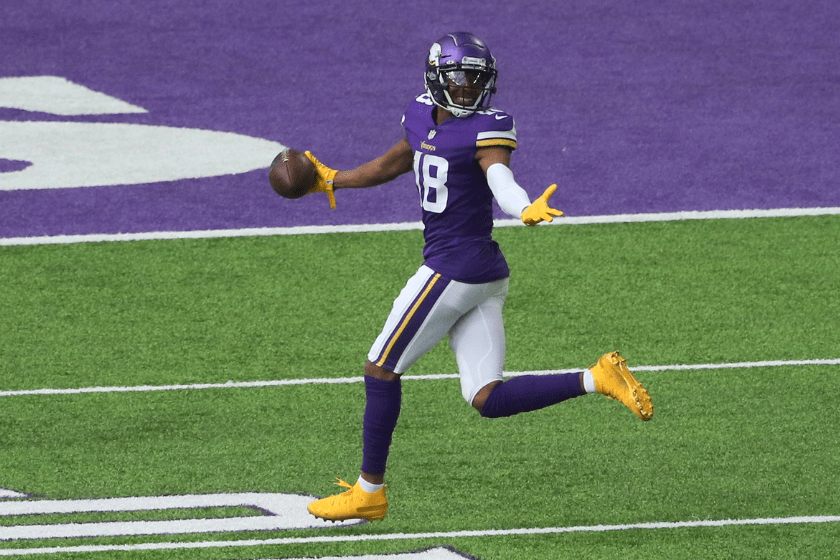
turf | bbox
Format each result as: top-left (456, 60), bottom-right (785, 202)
top-left (1, 215), bottom-right (838, 558)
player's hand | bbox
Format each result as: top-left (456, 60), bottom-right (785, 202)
top-left (521, 184), bottom-right (563, 226)
top-left (304, 151), bottom-right (337, 210)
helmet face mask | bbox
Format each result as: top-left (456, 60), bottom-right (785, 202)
top-left (425, 32), bottom-right (498, 118)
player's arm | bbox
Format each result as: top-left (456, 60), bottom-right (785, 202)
top-left (305, 139), bottom-right (413, 195)
top-left (334, 138), bottom-right (414, 189)
top-left (476, 146), bottom-right (563, 226)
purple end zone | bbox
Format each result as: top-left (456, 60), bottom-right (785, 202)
top-left (1, 0), bottom-right (838, 238)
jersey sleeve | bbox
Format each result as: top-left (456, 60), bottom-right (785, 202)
top-left (475, 110), bottom-right (517, 151)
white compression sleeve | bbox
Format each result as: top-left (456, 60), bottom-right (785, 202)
top-left (486, 163), bottom-right (532, 219)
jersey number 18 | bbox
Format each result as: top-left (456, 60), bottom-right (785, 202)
top-left (413, 152), bottom-right (449, 213)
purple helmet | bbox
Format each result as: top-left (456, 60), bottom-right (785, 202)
top-left (425, 32), bottom-right (498, 118)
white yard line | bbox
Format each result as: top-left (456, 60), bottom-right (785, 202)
top-left (0, 514), bottom-right (837, 556)
top-left (1, 357), bottom-right (837, 556)
top-left (0, 358), bottom-right (837, 398)
top-left (2, 206), bottom-right (840, 247)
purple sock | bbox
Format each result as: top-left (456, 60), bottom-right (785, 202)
top-left (360, 375), bottom-right (402, 475)
top-left (480, 373), bottom-right (585, 418)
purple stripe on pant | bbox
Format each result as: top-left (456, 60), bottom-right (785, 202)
top-left (373, 272), bottom-right (450, 372)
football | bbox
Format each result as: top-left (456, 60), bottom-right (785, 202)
top-left (269, 148), bottom-right (317, 199)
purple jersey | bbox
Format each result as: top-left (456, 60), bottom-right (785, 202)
top-left (402, 93), bottom-right (518, 283)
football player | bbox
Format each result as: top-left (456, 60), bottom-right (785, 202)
top-left (297, 32), bottom-right (653, 522)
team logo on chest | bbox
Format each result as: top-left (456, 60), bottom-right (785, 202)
top-left (421, 129), bottom-right (437, 152)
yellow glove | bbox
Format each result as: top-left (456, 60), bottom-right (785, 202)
top-left (521, 184), bottom-right (564, 226)
top-left (304, 151), bottom-right (337, 210)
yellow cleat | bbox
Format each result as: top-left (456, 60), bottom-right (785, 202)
top-left (590, 351), bottom-right (653, 421)
top-left (307, 479), bottom-right (388, 522)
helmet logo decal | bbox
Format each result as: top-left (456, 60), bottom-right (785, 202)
top-left (428, 42), bottom-right (441, 66)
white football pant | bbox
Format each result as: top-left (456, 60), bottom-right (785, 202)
top-left (368, 264), bottom-right (509, 405)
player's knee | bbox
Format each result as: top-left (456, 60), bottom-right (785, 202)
top-left (471, 381), bottom-right (502, 415)
top-left (365, 360), bottom-right (400, 382)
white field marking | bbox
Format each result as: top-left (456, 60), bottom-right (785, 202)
top-left (0, 493), bottom-right (361, 541)
top-left (273, 549), bottom-right (470, 560)
top-left (0, 76), bottom-right (147, 115)
top-left (0, 515), bottom-right (837, 556)
top-left (0, 121), bottom-right (284, 191)
top-left (0, 358), bottom-right (837, 398)
top-left (2, 206), bottom-right (840, 247)
top-left (0, 489), bottom-right (27, 499)
top-left (0, 77), bottom-right (286, 192)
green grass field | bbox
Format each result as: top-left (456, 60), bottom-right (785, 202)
top-left (1, 215), bottom-right (838, 559)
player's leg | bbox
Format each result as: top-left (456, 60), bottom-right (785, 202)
top-left (305, 359), bottom-right (396, 523)
top-left (450, 279), bottom-right (587, 417)
top-left (448, 278), bottom-right (508, 409)
top-left (475, 370), bottom-right (586, 417)
top-left (360, 360), bottom-right (400, 487)
top-left (471, 350), bottom-right (652, 420)
top-left (448, 278), bottom-right (652, 420)
top-left (360, 267), bottom-right (499, 480)
top-left (308, 266), bottom-right (466, 522)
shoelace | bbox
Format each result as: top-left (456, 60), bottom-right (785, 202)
top-left (334, 478), bottom-right (353, 490)
top-left (330, 478), bottom-right (358, 508)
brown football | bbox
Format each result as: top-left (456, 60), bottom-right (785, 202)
top-left (269, 149), bottom-right (317, 199)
